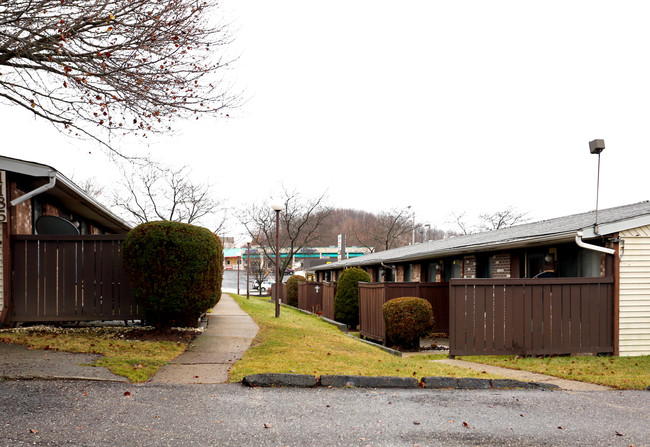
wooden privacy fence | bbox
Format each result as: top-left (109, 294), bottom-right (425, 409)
top-left (358, 282), bottom-right (450, 343)
top-left (449, 278), bottom-right (614, 357)
top-left (297, 282), bottom-right (323, 313)
top-left (10, 235), bottom-right (139, 323)
top-left (322, 282), bottom-right (336, 320)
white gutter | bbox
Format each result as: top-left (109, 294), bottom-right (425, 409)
top-left (575, 231), bottom-right (615, 255)
top-left (10, 172), bottom-right (56, 206)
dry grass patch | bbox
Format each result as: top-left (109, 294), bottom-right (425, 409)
top-left (0, 326), bottom-right (196, 382)
top-left (229, 295), bottom-right (498, 383)
top-left (461, 355), bottom-right (650, 390)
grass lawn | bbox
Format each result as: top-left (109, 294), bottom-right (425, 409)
top-left (228, 294), bottom-right (498, 383)
top-left (460, 355), bottom-right (650, 390)
top-left (0, 326), bottom-right (196, 383)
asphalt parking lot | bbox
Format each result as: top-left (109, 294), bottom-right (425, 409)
top-left (0, 381), bottom-right (648, 447)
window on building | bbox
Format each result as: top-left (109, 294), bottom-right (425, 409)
top-left (427, 262), bottom-right (438, 282)
top-left (405, 264), bottom-right (412, 282)
top-left (476, 254), bottom-right (493, 278)
top-left (443, 259), bottom-right (462, 281)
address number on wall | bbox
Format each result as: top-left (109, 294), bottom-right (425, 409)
top-left (0, 170), bottom-right (6, 223)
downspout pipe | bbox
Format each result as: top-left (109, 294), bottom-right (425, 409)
top-left (575, 231), bottom-right (615, 255)
top-left (10, 173), bottom-right (56, 207)
top-left (380, 261), bottom-right (397, 280)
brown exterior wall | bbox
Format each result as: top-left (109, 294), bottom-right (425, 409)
top-left (10, 183), bottom-right (32, 235)
top-left (463, 255), bottom-right (476, 279)
top-left (412, 264), bottom-right (422, 282)
top-left (42, 203), bottom-right (65, 218)
top-left (493, 253), bottom-right (511, 278)
top-left (396, 265), bottom-right (404, 282)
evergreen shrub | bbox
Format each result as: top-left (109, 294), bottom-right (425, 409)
top-left (334, 267), bottom-right (371, 327)
top-left (382, 297), bottom-right (434, 349)
top-left (122, 221), bottom-right (223, 329)
top-left (285, 275), bottom-right (306, 307)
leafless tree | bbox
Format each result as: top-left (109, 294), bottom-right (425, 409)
top-left (348, 208), bottom-right (413, 252)
top-left (238, 187), bottom-right (331, 283)
top-left (70, 175), bottom-right (106, 202)
top-left (247, 256), bottom-right (269, 297)
top-left (112, 160), bottom-right (227, 231)
top-left (478, 206), bottom-right (529, 231)
top-left (0, 0), bottom-right (237, 155)
top-left (448, 211), bottom-right (474, 235)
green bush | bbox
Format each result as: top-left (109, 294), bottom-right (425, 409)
top-left (285, 275), bottom-right (306, 307)
top-left (382, 297), bottom-right (434, 350)
top-left (334, 267), bottom-right (371, 327)
top-left (122, 221), bottom-right (223, 329)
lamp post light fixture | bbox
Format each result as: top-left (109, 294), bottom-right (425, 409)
top-left (407, 205), bottom-right (416, 245)
top-left (271, 202), bottom-right (283, 318)
top-left (589, 139), bottom-right (605, 232)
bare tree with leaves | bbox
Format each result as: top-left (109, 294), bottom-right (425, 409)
top-left (238, 188), bottom-right (331, 283)
top-left (0, 0), bottom-right (237, 154)
top-left (112, 160), bottom-right (226, 231)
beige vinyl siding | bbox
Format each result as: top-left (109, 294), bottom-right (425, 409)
top-left (619, 225), bottom-right (650, 356)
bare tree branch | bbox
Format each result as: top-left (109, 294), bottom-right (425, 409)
top-left (478, 206), bottom-right (529, 231)
top-left (237, 187), bottom-right (331, 283)
top-left (0, 0), bottom-right (238, 156)
top-left (111, 159), bottom-right (227, 231)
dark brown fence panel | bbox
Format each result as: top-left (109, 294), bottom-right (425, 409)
top-left (297, 282), bottom-right (323, 313)
top-left (359, 282), bottom-right (450, 343)
top-left (449, 278), bottom-right (614, 357)
top-left (358, 283), bottom-right (387, 342)
top-left (10, 235), bottom-right (139, 323)
top-left (418, 283), bottom-right (450, 334)
top-left (271, 283), bottom-right (286, 303)
top-left (322, 282), bottom-right (336, 320)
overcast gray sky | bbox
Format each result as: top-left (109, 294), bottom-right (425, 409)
top-left (3, 0), bottom-right (650, 242)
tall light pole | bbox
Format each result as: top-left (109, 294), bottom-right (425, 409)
top-left (589, 139), bottom-right (605, 233)
top-left (246, 242), bottom-right (251, 299)
top-left (271, 203), bottom-right (283, 318)
top-left (408, 205), bottom-right (415, 245)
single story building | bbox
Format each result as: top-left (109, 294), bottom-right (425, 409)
top-left (223, 248), bottom-right (243, 269)
top-left (0, 156), bottom-right (132, 326)
top-left (315, 201), bottom-right (650, 356)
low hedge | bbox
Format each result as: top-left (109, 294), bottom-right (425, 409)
top-left (383, 297), bottom-right (434, 350)
top-left (122, 221), bottom-right (223, 329)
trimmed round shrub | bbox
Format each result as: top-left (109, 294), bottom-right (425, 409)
top-left (285, 274), bottom-right (306, 307)
top-left (122, 221), bottom-right (223, 329)
top-left (334, 267), bottom-right (371, 327)
top-left (383, 297), bottom-right (434, 350)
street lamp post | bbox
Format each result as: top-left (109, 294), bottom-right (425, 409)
top-left (271, 203), bottom-right (283, 318)
top-left (246, 242), bottom-right (251, 299)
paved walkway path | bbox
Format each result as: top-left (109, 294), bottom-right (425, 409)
top-left (432, 358), bottom-right (612, 391)
top-left (149, 294), bottom-right (259, 384)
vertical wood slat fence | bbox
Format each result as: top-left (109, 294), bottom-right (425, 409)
top-left (322, 282), bottom-right (336, 320)
top-left (449, 278), bottom-right (614, 357)
top-left (11, 235), bottom-right (139, 323)
top-left (297, 282), bottom-right (323, 313)
top-left (358, 282), bottom-right (450, 343)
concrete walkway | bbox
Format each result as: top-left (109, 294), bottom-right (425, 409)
top-left (432, 358), bottom-right (612, 391)
top-left (149, 294), bottom-right (259, 384)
